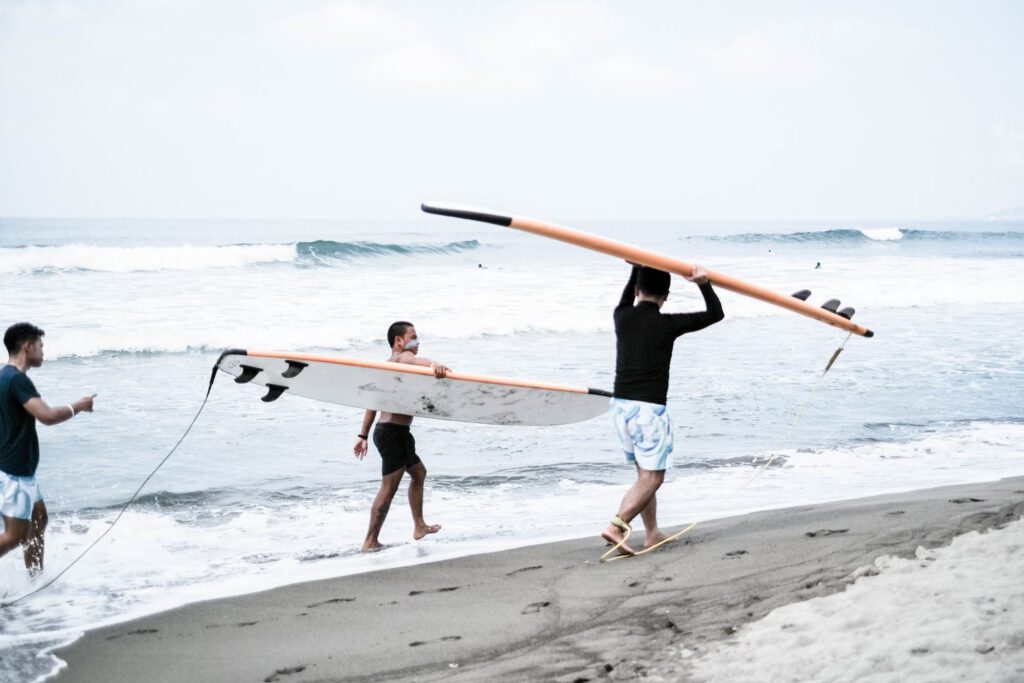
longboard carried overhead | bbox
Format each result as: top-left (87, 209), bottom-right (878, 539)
top-left (216, 350), bottom-right (612, 426)
top-left (421, 202), bottom-right (874, 338)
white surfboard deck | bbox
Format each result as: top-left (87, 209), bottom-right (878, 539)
top-left (216, 350), bottom-right (611, 426)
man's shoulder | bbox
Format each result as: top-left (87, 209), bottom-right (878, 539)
top-left (0, 364), bottom-right (20, 386)
top-left (1, 366), bottom-right (38, 396)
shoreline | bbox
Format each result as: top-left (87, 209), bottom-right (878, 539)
top-left (52, 476), bottom-right (1024, 682)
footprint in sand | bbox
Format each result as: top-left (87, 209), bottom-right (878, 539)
top-left (521, 601), bottom-right (551, 614)
top-left (409, 636), bottom-right (462, 647)
top-left (264, 665), bottom-right (306, 682)
top-left (885, 510), bottom-right (905, 516)
top-left (949, 497), bottom-right (984, 504)
top-left (506, 565), bottom-right (543, 576)
top-left (307, 597), bottom-right (356, 608)
top-left (804, 529), bottom-right (849, 538)
top-left (106, 628), bottom-right (158, 641)
top-left (409, 586), bottom-right (460, 596)
top-left (725, 549), bottom-right (748, 558)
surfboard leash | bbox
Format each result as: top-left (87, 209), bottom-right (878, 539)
top-left (1, 354), bottom-right (229, 609)
top-left (602, 332), bottom-right (854, 562)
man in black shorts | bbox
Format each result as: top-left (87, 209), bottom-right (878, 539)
top-left (352, 321), bottom-right (450, 552)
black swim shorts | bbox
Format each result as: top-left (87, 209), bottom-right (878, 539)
top-left (372, 423), bottom-right (422, 476)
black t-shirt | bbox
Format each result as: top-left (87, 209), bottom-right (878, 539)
top-left (0, 364), bottom-right (42, 476)
top-left (613, 267), bottom-right (724, 405)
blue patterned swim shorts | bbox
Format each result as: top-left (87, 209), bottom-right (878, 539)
top-left (610, 398), bottom-right (674, 471)
top-left (0, 471), bottom-right (44, 520)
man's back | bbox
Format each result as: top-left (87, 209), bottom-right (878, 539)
top-left (612, 269), bottom-right (724, 405)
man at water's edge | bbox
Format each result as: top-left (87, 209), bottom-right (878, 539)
top-left (352, 321), bottom-right (449, 552)
top-left (1, 322), bottom-right (95, 575)
top-left (602, 265), bottom-right (724, 555)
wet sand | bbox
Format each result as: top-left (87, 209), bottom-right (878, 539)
top-left (53, 476), bottom-right (1024, 682)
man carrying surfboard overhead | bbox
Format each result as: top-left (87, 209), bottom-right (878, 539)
top-left (602, 265), bottom-right (723, 556)
top-left (352, 321), bottom-right (450, 552)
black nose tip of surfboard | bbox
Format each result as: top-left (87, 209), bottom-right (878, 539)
top-left (421, 202), bottom-right (513, 227)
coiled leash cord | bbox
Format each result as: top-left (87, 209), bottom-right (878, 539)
top-left (602, 332), bottom-right (853, 562)
top-left (1, 358), bottom-right (224, 608)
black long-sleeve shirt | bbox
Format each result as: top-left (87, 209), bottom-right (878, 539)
top-left (613, 266), bottom-right (724, 404)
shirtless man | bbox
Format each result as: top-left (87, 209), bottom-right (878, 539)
top-left (352, 321), bottom-right (449, 552)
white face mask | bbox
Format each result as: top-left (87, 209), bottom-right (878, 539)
top-left (404, 338), bottom-right (420, 351)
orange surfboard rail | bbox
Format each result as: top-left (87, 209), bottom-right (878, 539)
top-left (422, 202), bottom-right (874, 338)
top-left (246, 350), bottom-right (610, 395)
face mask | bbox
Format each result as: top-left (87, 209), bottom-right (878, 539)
top-left (404, 338), bottom-right (420, 351)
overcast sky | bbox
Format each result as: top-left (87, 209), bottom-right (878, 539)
top-left (1, 1), bottom-right (1021, 220)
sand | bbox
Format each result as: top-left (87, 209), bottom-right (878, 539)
top-left (51, 476), bottom-right (1024, 682)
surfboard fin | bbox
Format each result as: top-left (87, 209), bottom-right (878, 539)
top-left (235, 365), bottom-right (262, 384)
top-left (837, 306), bottom-right (855, 320)
top-left (282, 360), bottom-right (309, 379)
top-left (791, 289), bottom-right (811, 301)
top-left (821, 299), bottom-right (841, 313)
top-left (261, 384), bottom-right (288, 403)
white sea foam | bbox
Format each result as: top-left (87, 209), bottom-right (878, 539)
top-left (6, 251), bottom-right (1024, 360)
top-left (0, 244), bottom-right (298, 273)
top-left (859, 227), bottom-right (904, 241)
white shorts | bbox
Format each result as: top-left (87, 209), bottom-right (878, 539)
top-left (0, 471), bottom-right (44, 520)
top-left (611, 398), bottom-right (674, 471)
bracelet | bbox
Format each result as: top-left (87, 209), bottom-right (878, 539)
top-left (358, 434), bottom-right (368, 440)
top-left (67, 404), bottom-right (76, 418)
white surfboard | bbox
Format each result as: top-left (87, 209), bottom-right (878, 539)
top-left (216, 350), bottom-right (611, 426)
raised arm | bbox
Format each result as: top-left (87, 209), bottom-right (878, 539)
top-left (667, 266), bottom-right (724, 336)
top-left (616, 265), bottom-right (640, 311)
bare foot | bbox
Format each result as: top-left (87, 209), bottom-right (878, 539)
top-left (360, 541), bottom-right (385, 553)
top-left (413, 523), bottom-right (441, 540)
top-left (601, 525), bottom-right (635, 556)
top-left (644, 530), bottom-right (669, 549)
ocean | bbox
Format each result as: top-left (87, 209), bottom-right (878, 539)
top-left (1, 213), bottom-right (1022, 681)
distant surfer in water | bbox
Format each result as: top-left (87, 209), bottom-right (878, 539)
top-left (353, 321), bottom-right (450, 552)
top-left (1, 323), bottom-right (95, 575)
top-left (603, 266), bottom-right (724, 555)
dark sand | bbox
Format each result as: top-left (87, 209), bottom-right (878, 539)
top-left (53, 477), bottom-right (1024, 682)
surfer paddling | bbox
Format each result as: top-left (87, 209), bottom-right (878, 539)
top-left (1, 323), bottom-right (94, 576)
top-left (602, 265), bottom-right (723, 557)
top-left (353, 322), bottom-right (450, 552)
